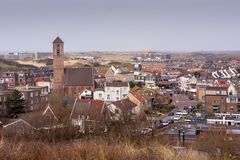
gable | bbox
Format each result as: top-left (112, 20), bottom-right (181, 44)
top-left (105, 67), bottom-right (115, 77)
top-left (43, 104), bottom-right (58, 121)
top-left (70, 99), bottom-right (105, 122)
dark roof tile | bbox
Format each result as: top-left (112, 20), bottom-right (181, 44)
top-left (64, 68), bottom-right (94, 86)
top-left (53, 37), bottom-right (64, 43)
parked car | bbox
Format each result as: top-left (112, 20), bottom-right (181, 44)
top-left (188, 96), bottom-right (194, 100)
top-left (173, 115), bottom-right (182, 121)
top-left (162, 121), bottom-right (169, 126)
top-left (184, 106), bottom-right (195, 113)
top-left (167, 119), bottom-right (174, 124)
top-left (141, 127), bottom-right (153, 134)
top-left (176, 110), bottom-right (188, 116)
top-left (168, 111), bottom-right (174, 116)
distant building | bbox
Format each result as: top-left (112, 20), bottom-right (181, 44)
top-left (36, 52), bottom-right (51, 59)
top-left (18, 53), bottom-right (35, 60)
top-left (105, 66), bottom-right (134, 82)
top-left (179, 76), bottom-right (197, 93)
top-left (133, 63), bottom-right (142, 71)
top-left (1, 71), bottom-right (18, 87)
top-left (7, 52), bottom-right (18, 60)
top-left (1, 71), bottom-right (35, 87)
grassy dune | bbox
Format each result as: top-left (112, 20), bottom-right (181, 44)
top-left (0, 138), bottom-right (209, 160)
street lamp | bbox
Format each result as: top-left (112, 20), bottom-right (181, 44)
top-left (178, 126), bottom-right (186, 146)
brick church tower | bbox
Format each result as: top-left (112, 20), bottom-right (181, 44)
top-left (53, 37), bottom-right (64, 95)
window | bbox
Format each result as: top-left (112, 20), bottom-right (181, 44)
top-left (212, 105), bottom-right (220, 113)
top-left (116, 90), bottom-right (119, 95)
top-left (99, 93), bottom-right (102, 99)
top-left (237, 104), bottom-right (240, 112)
top-left (230, 106), bottom-right (234, 112)
top-left (107, 94), bottom-right (110, 100)
top-left (57, 49), bottom-right (60, 55)
top-left (30, 92), bottom-right (33, 97)
top-left (116, 97), bottom-right (119, 100)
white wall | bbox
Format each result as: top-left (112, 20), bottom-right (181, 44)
top-left (93, 86), bottom-right (130, 102)
top-left (93, 90), bottom-right (105, 100)
top-left (36, 82), bottom-right (51, 93)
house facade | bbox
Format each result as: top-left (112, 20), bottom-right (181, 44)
top-left (0, 91), bottom-right (12, 116)
top-left (70, 99), bottom-right (106, 133)
top-left (94, 81), bottom-right (130, 102)
top-left (9, 86), bottom-right (49, 111)
top-left (127, 91), bottom-right (147, 116)
top-left (35, 77), bottom-right (52, 93)
top-left (105, 66), bottom-right (134, 82)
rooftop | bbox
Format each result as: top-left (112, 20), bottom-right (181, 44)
top-left (53, 36), bottom-right (64, 43)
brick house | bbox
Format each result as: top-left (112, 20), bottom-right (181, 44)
top-left (1, 71), bottom-right (34, 87)
top-left (127, 91), bottom-right (147, 116)
top-left (1, 71), bottom-right (18, 87)
top-left (205, 84), bottom-right (239, 113)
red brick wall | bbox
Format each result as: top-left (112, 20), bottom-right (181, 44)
top-left (205, 95), bottom-right (227, 113)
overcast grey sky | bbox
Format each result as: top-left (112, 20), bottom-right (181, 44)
top-left (0, 0), bottom-right (240, 52)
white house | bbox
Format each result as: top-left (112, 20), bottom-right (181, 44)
top-left (79, 89), bottom-right (92, 99)
top-left (94, 81), bottom-right (130, 102)
top-left (35, 77), bottom-right (52, 93)
top-left (179, 76), bottom-right (197, 93)
top-left (226, 84), bottom-right (238, 104)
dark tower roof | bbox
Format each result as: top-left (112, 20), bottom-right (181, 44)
top-left (53, 37), bottom-right (64, 43)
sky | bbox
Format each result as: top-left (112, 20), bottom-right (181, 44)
top-left (0, 0), bottom-right (240, 52)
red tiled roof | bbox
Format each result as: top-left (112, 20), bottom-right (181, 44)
top-left (212, 83), bottom-right (230, 87)
top-left (130, 91), bottom-right (146, 102)
top-left (187, 69), bottom-right (207, 73)
top-left (158, 81), bottom-right (172, 85)
top-left (35, 77), bottom-right (51, 82)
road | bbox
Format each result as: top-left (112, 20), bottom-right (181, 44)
top-left (172, 94), bottom-right (197, 110)
top-left (160, 93), bottom-right (197, 122)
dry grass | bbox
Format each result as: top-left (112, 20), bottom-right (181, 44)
top-left (0, 138), bottom-right (209, 160)
top-left (16, 60), bottom-right (46, 67)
